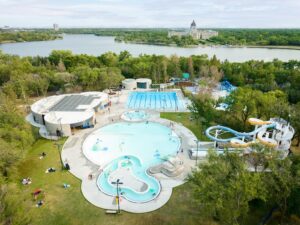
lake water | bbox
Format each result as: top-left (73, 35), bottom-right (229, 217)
top-left (0, 34), bottom-right (300, 62)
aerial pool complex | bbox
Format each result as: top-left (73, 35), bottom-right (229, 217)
top-left (127, 92), bottom-right (184, 111)
top-left (82, 122), bottom-right (181, 203)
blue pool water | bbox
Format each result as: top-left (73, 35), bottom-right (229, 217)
top-left (97, 155), bottom-right (161, 203)
top-left (121, 110), bottom-right (149, 122)
top-left (127, 92), bottom-right (183, 110)
top-left (82, 122), bottom-right (181, 203)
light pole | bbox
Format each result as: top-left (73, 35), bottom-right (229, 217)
top-left (54, 142), bottom-right (64, 170)
top-left (58, 117), bottom-right (63, 137)
top-left (111, 179), bottom-right (123, 213)
top-left (195, 139), bottom-right (199, 166)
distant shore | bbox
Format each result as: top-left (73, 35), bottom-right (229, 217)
top-left (117, 39), bottom-right (300, 50)
top-left (1, 34), bottom-right (300, 51)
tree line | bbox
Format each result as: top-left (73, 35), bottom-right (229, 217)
top-left (210, 29), bottom-right (300, 46)
top-left (62, 28), bottom-right (300, 47)
top-left (2, 29), bottom-right (300, 47)
top-left (0, 30), bottom-right (61, 44)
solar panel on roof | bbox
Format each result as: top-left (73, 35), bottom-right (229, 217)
top-left (49, 95), bottom-right (99, 112)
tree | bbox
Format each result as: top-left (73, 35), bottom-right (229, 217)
top-left (263, 156), bottom-right (300, 222)
top-left (189, 150), bottom-right (266, 225)
top-left (168, 54), bottom-right (181, 77)
top-left (244, 143), bottom-right (273, 172)
top-left (187, 57), bottom-right (194, 80)
top-left (226, 88), bottom-right (258, 130)
top-left (99, 51), bottom-right (118, 67)
top-left (72, 66), bottom-right (99, 90)
top-left (291, 102), bottom-right (300, 146)
top-left (189, 93), bottom-right (216, 128)
top-left (57, 59), bottom-right (66, 72)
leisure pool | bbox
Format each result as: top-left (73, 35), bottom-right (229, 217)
top-left (82, 122), bottom-right (181, 202)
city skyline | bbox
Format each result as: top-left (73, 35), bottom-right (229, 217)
top-left (1, 0), bottom-right (300, 28)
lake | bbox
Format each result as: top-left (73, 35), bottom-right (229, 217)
top-left (0, 34), bottom-right (300, 62)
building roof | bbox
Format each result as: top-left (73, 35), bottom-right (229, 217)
top-left (191, 20), bottom-right (196, 27)
top-left (122, 79), bottom-right (136, 84)
top-left (31, 92), bottom-right (109, 125)
top-left (44, 110), bottom-right (95, 125)
top-left (136, 78), bottom-right (152, 83)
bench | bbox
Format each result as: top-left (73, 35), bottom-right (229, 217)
top-left (105, 210), bottom-right (118, 214)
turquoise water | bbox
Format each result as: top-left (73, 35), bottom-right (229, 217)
top-left (122, 110), bottom-right (149, 121)
top-left (83, 122), bottom-right (181, 203)
top-left (127, 92), bottom-right (183, 111)
top-left (97, 155), bottom-right (160, 203)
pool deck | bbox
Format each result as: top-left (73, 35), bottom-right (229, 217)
top-left (61, 90), bottom-right (197, 213)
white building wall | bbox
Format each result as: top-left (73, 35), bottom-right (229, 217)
top-left (45, 121), bottom-right (72, 137)
top-left (122, 79), bottom-right (137, 90)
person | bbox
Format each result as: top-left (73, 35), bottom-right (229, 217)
top-left (181, 148), bottom-right (184, 153)
top-left (88, 173), bottom-right (93, 180)
top-left (64, 160), bottom-right (70, 170)
top-left (22, 178), bottom-right (32, 185)
top-left (36, 200), bottom-right (43, 207)
top-left (39, 152), bottom-right (46, 159)
top-left (63, 183), bottom-right (70, 189)
top-left (45, 167), bottom-right (56, 173)
top-left (22, 178), bottom-right (27, 185)
top-left (65, 162), bottom-right (70, 170)
top-left (33, 189), bottom-right (42, 199)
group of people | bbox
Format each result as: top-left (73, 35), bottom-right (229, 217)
top-left (22, 151), bottom-right (72, 208)
top-left (22, 177), bottom-right (32, 185)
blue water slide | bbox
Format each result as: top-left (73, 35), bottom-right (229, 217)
top-left (205, 123), bottom-right (276, 143)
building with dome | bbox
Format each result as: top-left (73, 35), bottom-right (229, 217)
top-left (168, 20), bottom-right (218, 40)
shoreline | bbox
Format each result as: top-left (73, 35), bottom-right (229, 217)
top-left (115, 39), bottom-right (300, 50)
top-left (1, 34), bottom-right (300, 50)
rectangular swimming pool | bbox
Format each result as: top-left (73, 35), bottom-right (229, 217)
top-left (127, 92), bottom-right (184, 111)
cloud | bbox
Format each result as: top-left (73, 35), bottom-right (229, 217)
top-left (0, 0), bottom-right (299, 28)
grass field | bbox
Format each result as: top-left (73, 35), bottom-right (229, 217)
top-left (160, 112), bottom-right (209, 141)
top-left (14, 112), bottom-right (270, 225)
top-left (17, 139), bottom-right (216, 225)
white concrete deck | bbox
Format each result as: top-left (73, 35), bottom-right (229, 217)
top-left (61, 89), bottom-right (197, 213)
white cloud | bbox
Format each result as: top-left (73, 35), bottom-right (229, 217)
top-left (0, 0), bottom-right (299, 28)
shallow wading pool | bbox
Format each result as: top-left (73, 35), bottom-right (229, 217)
top-left (82, 122), bottom-right (181, 202)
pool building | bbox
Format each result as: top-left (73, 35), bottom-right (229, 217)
top-left (29, 92), bottom-right (109, 137)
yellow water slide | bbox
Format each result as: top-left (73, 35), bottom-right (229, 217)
top-left (248, 118), bottom-right (272, 126)
top-left (248, 118), bottom-right (277, 148)
top-left (230, 139), bottom-right (252, 148)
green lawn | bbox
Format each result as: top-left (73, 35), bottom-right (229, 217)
top-left (160, 112), bottom-right (209, 141)
top-left (14, 112), bottom-right (267, 225)
top-left (16, 138), bottom-right (215, 225)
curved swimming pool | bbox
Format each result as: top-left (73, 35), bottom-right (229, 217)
top-left (82, 121), bottom-right (181, 202)
top-left (97, 155), bottom-right (161, 203)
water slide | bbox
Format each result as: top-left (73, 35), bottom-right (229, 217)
top-left (205, 118), bottom-right (277, 148)
top-left (148, 156), bottom-right (184, 177)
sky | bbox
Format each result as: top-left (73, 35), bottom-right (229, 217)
top-left (0, 0), bottom-right (300, 28)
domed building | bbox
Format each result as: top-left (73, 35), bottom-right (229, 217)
top-left (168, 20), bottom-right (218, 40)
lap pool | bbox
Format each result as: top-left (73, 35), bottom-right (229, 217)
top-left (127, 92), bottom-right (184, 111)
top-left (82, 122), bottom-right (181, 202)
